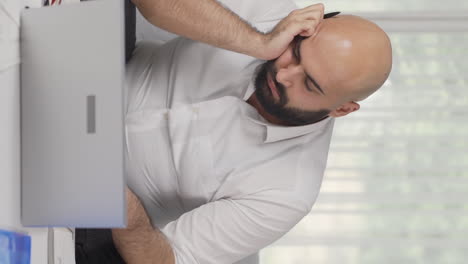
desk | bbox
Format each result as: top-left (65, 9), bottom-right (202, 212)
top-left (0, 65), bottom-right (49, 264)
top-left (0, 0), bottom-right (49, 263)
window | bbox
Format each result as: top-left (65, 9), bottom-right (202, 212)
top-left (296, 0), bottom-right (468, 12)
top-left (260, 1), bottom-right (468, 263)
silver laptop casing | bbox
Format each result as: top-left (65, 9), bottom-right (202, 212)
top-left (21, 0), bottom-right (126, 227)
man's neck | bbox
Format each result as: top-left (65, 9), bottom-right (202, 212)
top-left (246, 94), bottom-right (289, 126)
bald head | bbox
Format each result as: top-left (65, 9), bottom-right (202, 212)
top-left (249, 14), bottom-right (393, 125)
top-left (304, 15), bottom-right (393, 102)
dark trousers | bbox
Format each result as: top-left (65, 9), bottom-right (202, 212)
top-left (75, 0), bottom-right (135, 263)
top-left (75, 229), bottom-right (126, 264)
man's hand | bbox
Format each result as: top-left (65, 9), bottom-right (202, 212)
top-left (133, 0), bottom-right (324, 61)
top-left (112, 188), bottom-right (175, 264)
top-left (258, 3), bottom-right (325, 60)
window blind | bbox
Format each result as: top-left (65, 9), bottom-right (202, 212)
top-left (260, 1), bottom-right (468, 263)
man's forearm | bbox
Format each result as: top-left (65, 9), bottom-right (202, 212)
top-left (113, 225), bottom-right (174, 264)
top-left (132, 0), bottom-right (266, 58)
top-left (112, 189), bottom-right (175, 264)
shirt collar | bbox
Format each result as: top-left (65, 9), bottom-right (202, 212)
top-left (261, 116), bottom-right (333, 143)
top-left (239, 92), bottom-right (334, 143)
top-left (243, 80), bottom-right (257, 101)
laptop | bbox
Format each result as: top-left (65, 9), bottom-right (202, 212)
top-left (21, 0), bottom-right (126, 227)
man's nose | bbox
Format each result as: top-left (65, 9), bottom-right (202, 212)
top-left (276, 64), bottom-right (303, 86)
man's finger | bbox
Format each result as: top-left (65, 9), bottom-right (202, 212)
top-left (301, 3), bottom-right (325, 12)
top-left (298, 21), bottom-right (320, 37)
top-left (288, 5), bottom-right (324, 29)
top-left (295, 3), bottom-right (324, 16)
top-left (292, 10), bottom-right (324, 22)
top-left (286, 20), bottom-right (320, 37)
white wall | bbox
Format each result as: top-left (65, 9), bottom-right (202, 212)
top-left (0, 0), bottom-right (48, 263)
top-left (0, 66), bottom-right (20, 228)
top-left (0, 0), bottom-right (22, 232)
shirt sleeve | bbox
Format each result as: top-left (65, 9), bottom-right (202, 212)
top-left (160, 190), bottom-right (309, 264)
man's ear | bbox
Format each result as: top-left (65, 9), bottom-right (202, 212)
top-left (329, 101), bottom-right (360, 118)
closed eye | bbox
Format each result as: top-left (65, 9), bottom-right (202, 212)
top-left (292, 36), bottom-right (325, 95)
top-left (293, 37), bottom-right (317, 93)
top-left (304, 79), bottom-right (315, 93)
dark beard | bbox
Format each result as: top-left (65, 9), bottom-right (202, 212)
top-left (254, 60), bottom-right (330, 126)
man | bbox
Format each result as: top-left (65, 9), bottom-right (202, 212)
top-left (112, 1), bottom-right (392, 264)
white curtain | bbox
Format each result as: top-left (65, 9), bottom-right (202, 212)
top-left (260, 1), bottom-right (468, 263)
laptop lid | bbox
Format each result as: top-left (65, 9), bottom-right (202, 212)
top-left (21, 0), bottom-right (126, 227)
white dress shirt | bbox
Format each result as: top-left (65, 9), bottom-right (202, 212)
top-left (124, 1), bottom-right (335, 263)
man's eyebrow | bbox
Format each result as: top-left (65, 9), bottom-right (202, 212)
top-left (306, 75), bottom-right (325, 95)
top-left (296, 37), bottom-right (326, 95)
